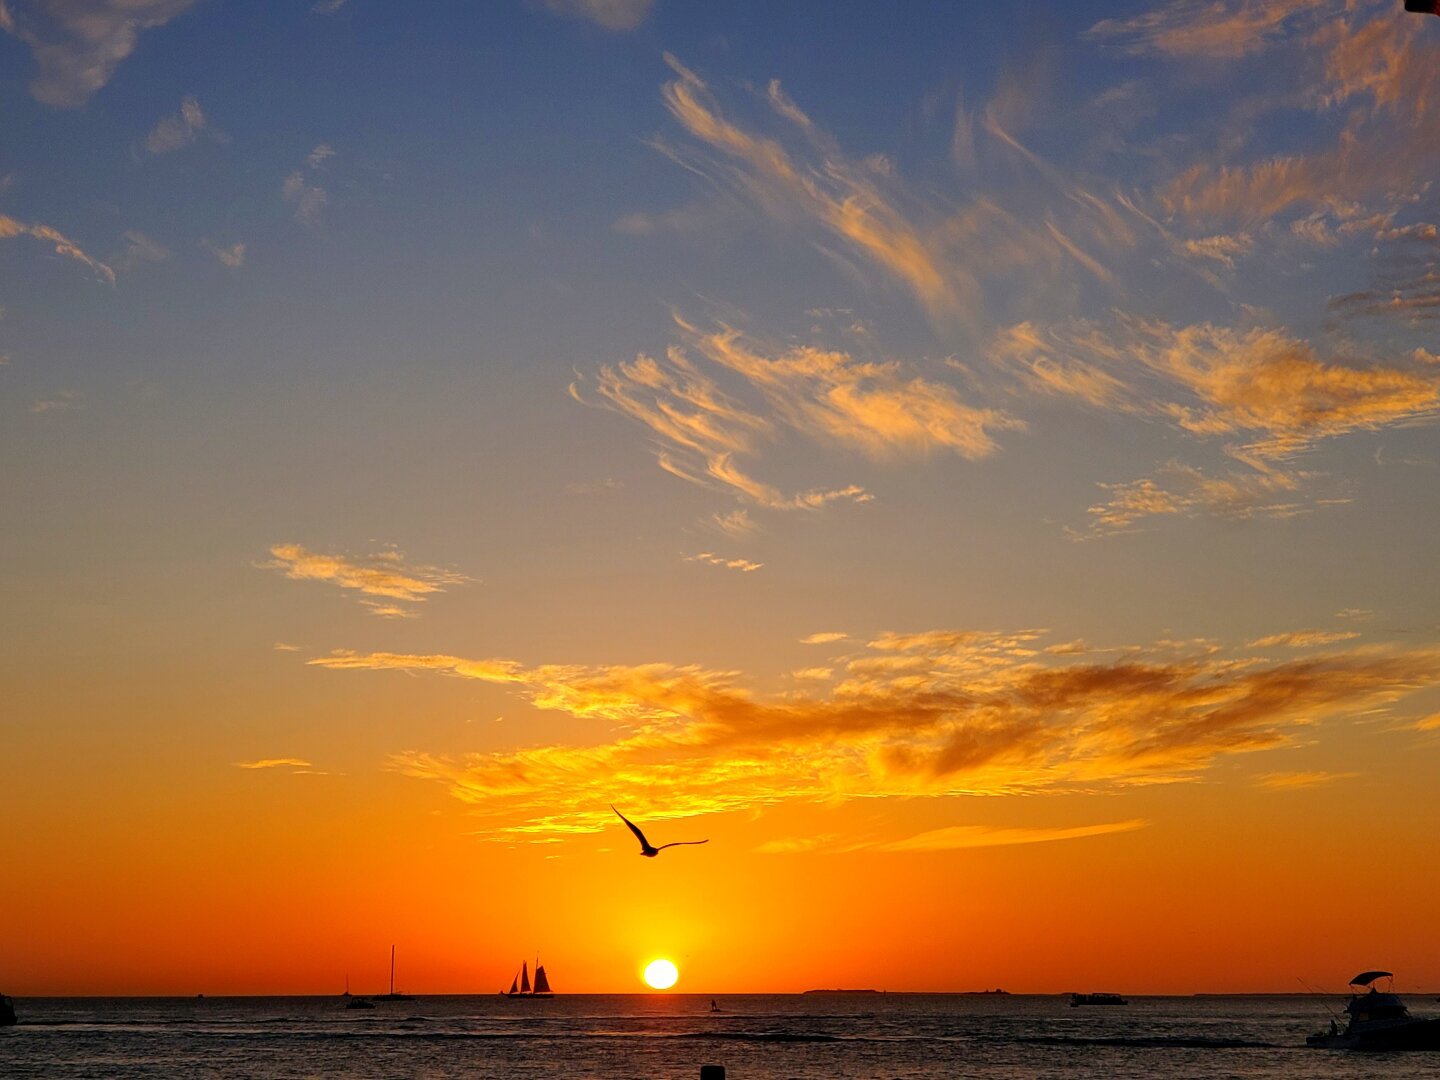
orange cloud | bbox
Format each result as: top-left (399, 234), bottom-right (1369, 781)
top-left (684, 321), bottom-right (1019, 461)
top-left (1088, 0), bottom-right (1323, 59)
top-left (1248, 630), bottom-right (1362, 648)
top-left (685, 552), bottom-right (762, 573)
top-left (659, 55), bottom-right (972, 324)
top-left (307, 632), bottom-right (1440, 838)
top-left (868, 819), bottom-right (1147, 853)
top-left (262, 543), bottom-right (473, 615)
top-left (1253, 770), bottom-right (1356, 790)
top-left (755, 819), bottom-right (1146, 855)
top-left (1155, 10), bottom-right (1439, 228)
top-left (234, 758), bottom-right (312, 770)
top-left (0, 212), bottom-right (114, 284)
top-left (578, 318), bottom-right (1015, 510)
top-left (998, 316), bottom-right (1440, 534)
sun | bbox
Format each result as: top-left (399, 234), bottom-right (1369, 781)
top-left (643, 958), bottom-right (679, 990)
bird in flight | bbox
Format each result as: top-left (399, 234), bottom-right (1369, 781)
top-left (611, 805), bottom-right (709, 857)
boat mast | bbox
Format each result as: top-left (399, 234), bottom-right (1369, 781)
top-left (390, 945), bottom-right (395, 996)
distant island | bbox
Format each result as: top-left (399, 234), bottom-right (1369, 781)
top-left (960, 989), bottom-right (1010, 995)
top-left (803, 988), bottom-right (884, 995)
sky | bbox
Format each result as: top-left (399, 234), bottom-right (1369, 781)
top-left (3, 0), bottom-right (1440, 997)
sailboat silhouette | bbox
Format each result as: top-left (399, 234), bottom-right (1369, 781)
top-left (503, 958), bottom-right (554, 998)
top-left (372, 945), bottom-right (414, 1002)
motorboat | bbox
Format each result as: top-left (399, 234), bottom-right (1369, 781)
top-left (1306, 971), bottom-right (1440, 1050)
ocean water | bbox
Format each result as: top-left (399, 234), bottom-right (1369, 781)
top-left (4, 993), bottom-right (1440, 1079)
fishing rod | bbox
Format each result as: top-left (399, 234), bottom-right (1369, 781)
top-left (1295, 976), bottom-right (1343, 1021)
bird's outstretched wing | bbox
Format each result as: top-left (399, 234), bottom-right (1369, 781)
top-left (655, 839), bottom-right (709, 850)
top-left (611, 804), bottom-right (652, 850)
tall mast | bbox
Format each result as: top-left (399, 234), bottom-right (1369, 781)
top-left (390, 945), bottom-right (396, 995)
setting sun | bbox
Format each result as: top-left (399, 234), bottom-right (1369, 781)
top-left (643, 959), bottom-right (679, 990)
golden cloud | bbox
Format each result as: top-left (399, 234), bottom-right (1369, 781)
top-left (262, 543), bottom-right (473, 614)
top-left (578, 317), bottom-right (1015, 510)
top-left (234, 758), bottom-right (312, 770)
top-left (659, 55), bottom-right (972, 324)
top-left (1156, 10), bottom-right (1439, 227)
top-left (1253, 769), bottom-right (1357, 790)
top-left (998, 315), bottom-right (1439, 534)
top-left (867, 819), bottom-right (1147, 853)
top-left (685, 552), bottom-right (762, 573)
top-left (755, 819), bottom-right (1146, 855)
top-left (307, 632), bottom-right (1440, 838)
top-left (650, 58), bottom-right (1135, 334)
top-left (1088, 0), bottom-right (1323, 59)
top-left (0, 212), bottom-right (114, 284)
top-left (1248, 630), bottom-right (1362, 648)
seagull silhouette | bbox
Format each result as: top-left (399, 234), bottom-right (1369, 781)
top-left (611, 805), bottom-right (709, 857)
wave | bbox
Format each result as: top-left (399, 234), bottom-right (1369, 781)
top-left (1010, 1034), bottom-right (1276, 1049)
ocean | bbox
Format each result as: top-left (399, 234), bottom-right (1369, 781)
top-left (4, 993), bottom-right (1440, 1078)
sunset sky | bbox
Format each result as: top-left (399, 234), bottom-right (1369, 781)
top-left (4, 0), bottom-right (1440, 997)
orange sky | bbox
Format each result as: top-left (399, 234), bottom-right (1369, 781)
top-left (4, 0), bottom-right (1440, 997)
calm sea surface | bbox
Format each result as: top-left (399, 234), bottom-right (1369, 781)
top-left (5, 993), bottom-right (1440, 1079)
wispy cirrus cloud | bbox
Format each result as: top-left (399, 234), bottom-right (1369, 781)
top-left (1253, 769), bottom-right (1356, 790)
top-left (112, 229), bottom-right (169, 273)
top-left (685, 551), bottom-right (762, 573)
top-left (234, 758), bottom-right (311, 770)
top-left (993, 315), bottom-right (1440, 535)
top-left (30, 389), bottom-right (82, 413)
top-left (1087, 0), bottom-right (1325, 59)
top-left (540, 0), bottom-right (653, 31)
top-left (262, 543), bottom-right (473, 617)
top-left (0, 212), bottom-right (114, 283)
top-left (575, 316), bottom-right (1017, 511)
top-left (651, 56), bottom-right (1133, 333)
top-left (1152, 9), bottom-right (1439, 230)
top-left (755, 819), bottom-right (1146, 855)
top-left (304, 629), bottom-right (1440, 838)
top-left (1248, 630), bottom-right (1362, 648)
top-left (710, 508), bottom-right (757, 537)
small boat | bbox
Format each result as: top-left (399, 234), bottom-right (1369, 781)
top-left (345, 996), bottom-right (376, 1010)
top-left (1306, 971), bottom-right (1440, 1050)
top-left (503, 959), bottom-right (554, 998)
top-left (1071, 992), bottom-right (1127, 1006)
top-left (0, 993), bottom-right (16, 1026)
top-left (372, 946), bottom-right (414, 1002)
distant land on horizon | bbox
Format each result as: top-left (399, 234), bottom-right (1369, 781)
top-left (12, 988), bottom-right (1440, 1000)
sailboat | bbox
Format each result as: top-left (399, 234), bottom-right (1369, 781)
top-left (503, 958), bottom-right (554, 998)
top-left (372, 945), bottom-right (414, 1002)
